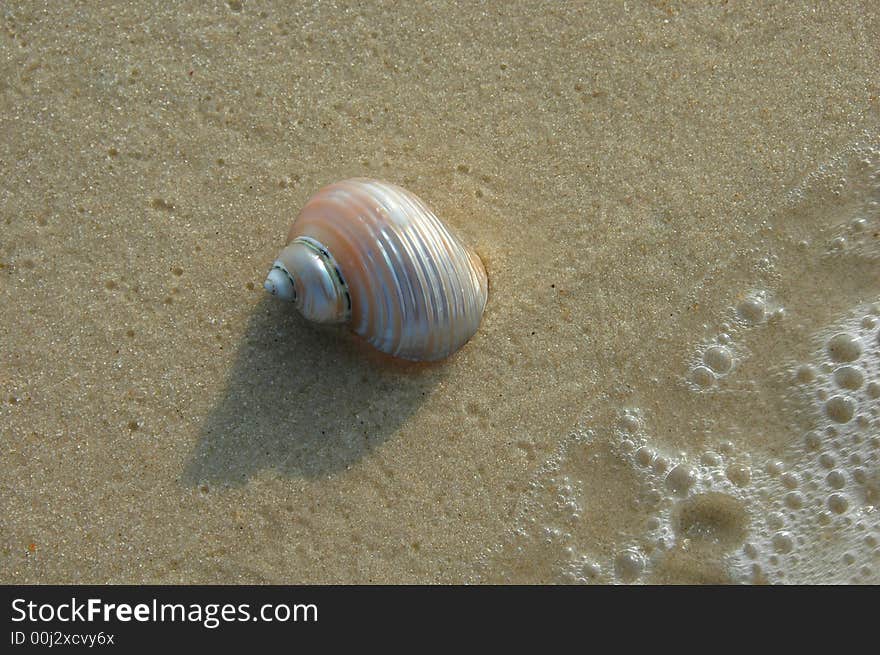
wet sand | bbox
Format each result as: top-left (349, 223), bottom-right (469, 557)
top-left (1, 1), bottom-right (879, 583)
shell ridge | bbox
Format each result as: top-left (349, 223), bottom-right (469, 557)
top-left (400, 191), bottom-right (470, 357)
top-left (369, 222), bottom-right (409, 350)
top-left (363, 246), bottom-right (397, 350)
top-left (375, 213), bottom-right (430, 356)
top-left (371, 182), bottom-right (445, 357)
top-left (403, 187), bottom-right (485, 358)
top-left (330, 187), bottom-right (399, 347)
top-left (348, 183), bottom-right (413, 355)
top-left (391, 187), bottom-right (456, 357)
top-left (392, 219), bottom-right (438, 354)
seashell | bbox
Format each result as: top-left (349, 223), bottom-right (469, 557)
top-left (264, 178), bottom-right (488, 361)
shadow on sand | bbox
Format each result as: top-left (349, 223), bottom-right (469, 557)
top-left (182, 297), bottom-right (444, 485)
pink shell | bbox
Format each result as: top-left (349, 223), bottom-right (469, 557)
top-left (275, 179), bottom-right (488, 361)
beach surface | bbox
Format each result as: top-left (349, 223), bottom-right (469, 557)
top-left (2, 1), bottom-right (879, 583)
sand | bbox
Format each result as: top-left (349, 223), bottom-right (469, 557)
top-left (1, 1), bottom-right (879, 584)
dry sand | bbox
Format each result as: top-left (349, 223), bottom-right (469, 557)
top-left (1, 1), bottom-right (879, 583)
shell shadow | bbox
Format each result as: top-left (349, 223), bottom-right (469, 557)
top-left (182, 296), bottom-right (443, 485)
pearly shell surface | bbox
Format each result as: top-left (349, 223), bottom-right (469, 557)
top-left (265, 178), bottom-right (488, 361)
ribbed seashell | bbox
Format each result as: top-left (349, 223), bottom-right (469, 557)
top-left (264, 178), bottom-right (488, 361)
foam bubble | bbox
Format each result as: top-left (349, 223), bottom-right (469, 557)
top-left (784, 491), bottom-right (805, 509)
top-left (827, 333), bottom-right (862, 363)
top-left (795, 365), bottom-right (817, 384)
top-left (672, 493), bottom-right (749, 551)
top-left (704, 346), bottom-right (733, 374)
top-left (737, 297), bottom-right (766, 323)
top-left (825, 395), bottom-right (855, 423)
top-left (652, 456), bottom-right (670, 474)
top-left (614, 549), bottom-right (645, 583)
top-left (772, 532), bottom-right (794, 554)
top-left (635, 446), bottom-right (654, 467)
top-left (826, 470), bottom-right (846, 489)
top-left (781, 472), bottom-right (800, 489)
top-left (827, 493), bottom-right (849, 514)
top-left (691, 366), bottom-right (715, 388)
top-left (726, 464), bottom-right (751, 487)
top-left (619, 413), bottom-right (641, 434)
top-left (665, 464), bottom-right (695, 495)
top-left (767, 512), bottom-right (785, 531)
top-left (833, 366), bottom-right (864, 390)
top-left (580, 561), bottom-right (601, 580)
